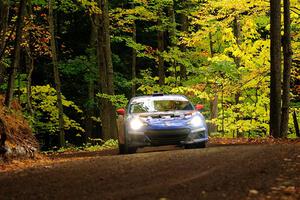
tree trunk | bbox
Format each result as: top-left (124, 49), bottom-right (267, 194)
top-left (97, 0), bottom-right (117, 140)
top-left (270, 0), bottom-right (282, 138)
top-left (132, 21), bottom-right (137, 97)
top-left (168, 3), bottom-right (177, 85)
top-left (157, 16), bottom-right (165, 86)
top-left (179, 5), bottom-right (188, 82)
top-left (86, 77), bottom-right (95, 140)
top-left (0, 0), bottom-right (9, 85)
top-left (25, 0), bottom-right (34, 115)
top-left (85, 16), bottom-right (98, 141)
top-left (281, 0), bottom-right (292, 137)
top-left (210, 94), bottom-right (218, 134)
top-left (233, 17), bottom-right (242, 137)
top-left (25, 49), bottom-right (34, 115)
top-left (96, 6), bottom-right (109, 140)
top-left (5, 0), bottom-right (26, 108)
top-left (168, 3), bottom-right (176, 46)
top-left (104, 0), bottom-right (117, 140)
top-left (293, 111), bottom-right (300, 137)
top-left (49, 0), bottom-right (65, 147)
top-left (233, 17), bottom-right (241, 69)
top-left (0, 0), bottom-right (9, 49)
top-left (209, 33), bottom-right (218, 134)
top-left (0, 118), bottom-right (7, 155)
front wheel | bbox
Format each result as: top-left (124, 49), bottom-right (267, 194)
top-left (119, 144), bottom-right (126, 154)
top-left (185, 142), bottom-right (206, 149)
top-left (126, 146), bottom-right (137, 154)
top-left (195, 142), bottom-right (206, 148)
top-left (119, 143), bottom-right (137, 154)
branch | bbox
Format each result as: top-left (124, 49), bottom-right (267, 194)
top-left (0, 23), bottom-right (17, 60)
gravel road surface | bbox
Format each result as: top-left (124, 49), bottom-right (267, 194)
top-left (0, 144), bottom-right (299, 200)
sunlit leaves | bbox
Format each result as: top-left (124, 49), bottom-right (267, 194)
top-left (21, 85), bottom-right (84, 135)
top-left (96, 93), bottom-right (128, 109)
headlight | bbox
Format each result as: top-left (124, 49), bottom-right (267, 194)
top-left (190, 116), bottom-right (204, 127)
top-left (130, 118), bottom-right (144, 130)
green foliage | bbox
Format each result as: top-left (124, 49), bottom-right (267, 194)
top-left (114, 72), bottom-right (132, 96)
top-left (84, 139), bottom-right (118, 151)
top-left (96, 93), bottom-right (128, 109)
top-left (59, 54), bottom-right (98, 83)
top-left (136, 69), bottom-right (162, 94)
top-left (21, 85), bottom-right (84, 135)
top-left (56, 139), bottom-right (118, 153)
top-left (31, 0), bottom-right (47, 5)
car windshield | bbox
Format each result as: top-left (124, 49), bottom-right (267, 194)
top-left (129, 99), bottom-right (194, 113)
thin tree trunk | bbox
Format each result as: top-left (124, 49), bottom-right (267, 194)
top-left (132, 21), bottom-right (137, 97)
top-left (85, 16), bottom-right (98, 141)
top-left (0, 0), bottom-right (9, 85)
top-left (221, 83), bottom-right (225, 134)
top-left (0, 118), bottom-right (7, 155)
top-left (0, 0), bottom-right (9, 48)
top-left (168, 3), bottom-right (176, 46)
top-left (103, 2), bottom-right (114, 97)
top-left (179, 5), bottom-right (188, 82)
top-left (168, 3), bottom-right (177, 85)
top-left (233, 17), bottom-right (242, 137)
top-left (209, 33), bottom-right (218, 134)
top-left (5, 0), bottom-right (26, 108)
top-left (25, 49), bottom-right (34, 114)
top-left (210, 94), bottom-right (218, 134)
top-left (233, 17), bottom-right (241, 69)
top-left (270, 0), bottom-right (282, 138)
top-left (49, 0), bottom-right (65, 147)
top-left (233, 18), bottom-right (241, 104)
top-left (293, 111), bottom-right (300, 137)
top-left (103, 0), bottom-right (117, 140)
top-left (157, 16), bottom-right (165, 86)
top-left (85, 77), bottom-right (95, 140)
top-left (281, 0), bottom-right (292, 137)
top-left (25, 0), bottom-right (34, 115)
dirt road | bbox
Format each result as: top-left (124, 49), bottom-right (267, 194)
top-left (0, 144), bottom-right (299, 200)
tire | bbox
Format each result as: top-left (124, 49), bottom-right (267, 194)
top-left (195, 142), bottom-right (206, 148)
top-left (119, 142), bottom-right (137, 154)
top-left (185, 142), bottom-right (206, 149)
top-left (126, 146), bottom-right (137, 154)
top-left (119, 144), bottom-right (126, 154)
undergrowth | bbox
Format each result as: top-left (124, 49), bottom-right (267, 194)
top-left (51, 139), bottom-right (119, 153)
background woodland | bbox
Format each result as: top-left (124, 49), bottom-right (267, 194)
top-left (0, 0), bottom-right (299, 149)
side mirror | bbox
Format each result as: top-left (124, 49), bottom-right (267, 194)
top-left (195, 104), bottom-right (204, 111)
top-left (116, 108), bottom-right (126, 116)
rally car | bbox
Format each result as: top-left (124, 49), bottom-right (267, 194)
top-left (116, 94), bottom-right (208, 154)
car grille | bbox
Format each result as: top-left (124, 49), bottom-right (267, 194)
top-left (145, 128), bottom-right (190, 145)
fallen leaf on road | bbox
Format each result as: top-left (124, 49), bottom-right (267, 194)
top-left (283, 186), bottom-right (296, 194)
top-left (249, 189), bottom-right (259, 195)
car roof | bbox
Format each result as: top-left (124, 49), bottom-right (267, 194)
top-left (130, 95), bottom-right (189, 103)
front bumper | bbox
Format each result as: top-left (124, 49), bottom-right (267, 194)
top-left (126, 127), bottom-right (208, 147)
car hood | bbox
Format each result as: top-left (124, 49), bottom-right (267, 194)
top-left (130, 111), bottom-right (197, 128)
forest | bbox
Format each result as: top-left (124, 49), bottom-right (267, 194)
top-left (0, 0), bottom-right (299, 150)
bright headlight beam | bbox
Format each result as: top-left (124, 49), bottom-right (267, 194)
top-left (130, 118), bottom-right (144, 130)
top-left (190, 116), bottom-right (203, 127)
